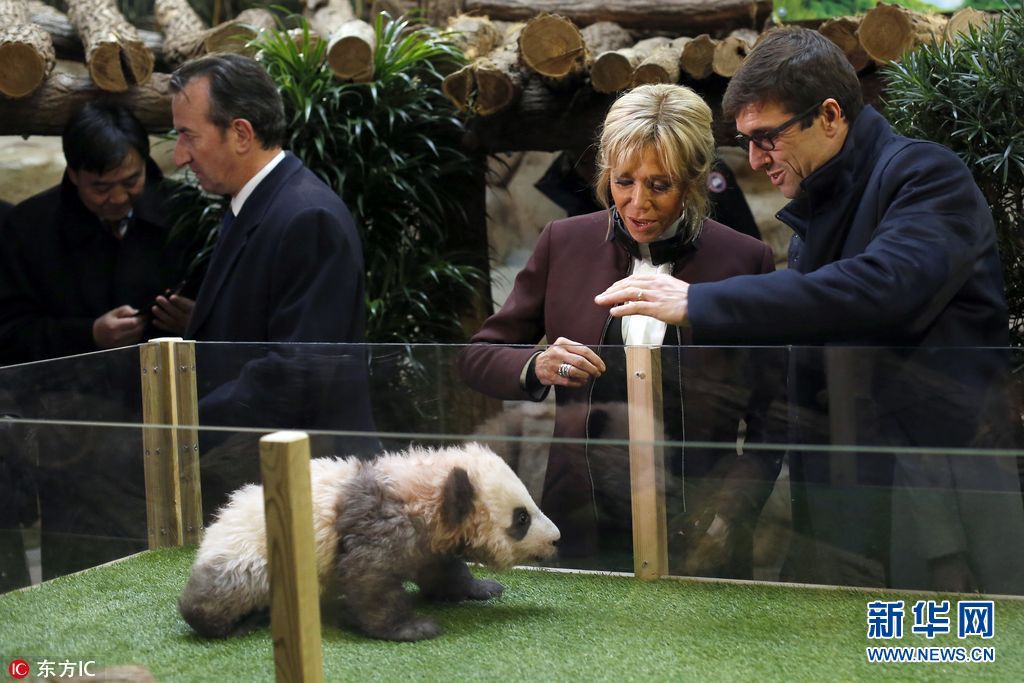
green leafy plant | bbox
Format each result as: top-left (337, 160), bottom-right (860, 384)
top-left (883, 4), bottom-right (1024, 344)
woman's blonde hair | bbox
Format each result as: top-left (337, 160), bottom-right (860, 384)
top-left (594, 83), bottom-right (714, 241)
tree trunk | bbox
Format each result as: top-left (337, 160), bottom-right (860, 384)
top-left (0, 71), bottom-right (171, 135)
top-left (590, 36), bottom-right (667, 94)
top-left (305, 0), bottom-right (376, 81)
top-left (154, 0), bottom-right (206, 67)
top-left (201, 7), bottom-right (276, 56)
top-left (580, 21), bottom-right (631, 93)
top-left (441, 63), bottom-right (475, 112)
top-left (944, 7), bottom-right (994, 42)
top-left (518, 13), bottom-right (586, 81)
top-left (680, 33), bottom-right (716, 79)
top-left (66, 0), bottom-right (154, 92)
top-left (819, 16), bottom-right (872, 73)
top-left (444, 14), bottom-right (503, 61)
top-left (857, 2), bottom-right (947, 64)
top-left (25, 0), bottom-right (165, 65)
top-left (580, 21), bottom-right (631, 58)
top-left (0, 0), bottom-right (55, 99)
top-left (462, 0), bottom-right (772, 34)
top-left (711, 27), bottom-right (756, 77)
top-left (442, 21), bottom-right (524, 116)
top-left (632, 38), bottom-right (684, 87)
top-left (473, 23), bottom-right (524, 116)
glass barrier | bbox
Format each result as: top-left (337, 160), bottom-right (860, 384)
top-left (1, 342), bottom-right (1022, 597)
top-left (0, 347), bottom-right (147, 589)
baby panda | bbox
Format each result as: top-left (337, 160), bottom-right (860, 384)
top-left (178, 442), bottom-right (560, 641)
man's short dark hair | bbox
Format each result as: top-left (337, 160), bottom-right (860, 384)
top-left (62, 101), bottom-right (150, 174)
top-left (722, 27), bottom-right (863, 126)
top-left (169, 53), bottom-right (286, 149)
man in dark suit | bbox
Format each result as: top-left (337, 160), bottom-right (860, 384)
top-left (170, 54), bottom-right (365, 344)
top-left (169, 55), bottom-right (376, 516)
top-left (596, 28), bottom-right (1024, 594)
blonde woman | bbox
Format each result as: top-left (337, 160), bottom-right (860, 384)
top-left (459, 84), bottom-right (778, 576)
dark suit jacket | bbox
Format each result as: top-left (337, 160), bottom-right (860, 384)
top-left (185, 153), bottom-right (376, 518)
top-left (186, 152), bottom-right (365, 343)
top-left (0, 160), bottom-right (187, 365)
top-left (688, 106), bottom-right (1024, 592)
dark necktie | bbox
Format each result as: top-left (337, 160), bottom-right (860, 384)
top-left (220, 207), bottom-right (236, 239)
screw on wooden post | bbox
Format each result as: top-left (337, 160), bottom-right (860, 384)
top-left (139, 338), bottom-right (202, 548)
top-left (260, 431), bottom-right (324, 683)
top-left (625, 346), bottom-right (668, 580)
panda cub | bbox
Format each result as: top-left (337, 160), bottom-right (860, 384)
top-left (179, 443), bottom-right (560, 641)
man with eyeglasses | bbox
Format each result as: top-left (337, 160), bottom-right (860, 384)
top-left (596, 27), bottom-right (1023, 595)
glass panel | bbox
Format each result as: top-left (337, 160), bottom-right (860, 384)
top-left (1, 342), bottom-right (1022, 598)
top-left (0, 348), bottom-right (146, 589)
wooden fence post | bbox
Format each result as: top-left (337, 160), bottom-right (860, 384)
top-left (625, 346), bottom-right (668, 580)
top-left (139, 337), bottom-right (202, 548)
top-left (260, 431), bottom-right (324, 683)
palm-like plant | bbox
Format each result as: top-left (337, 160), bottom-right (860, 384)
top-left (883, 4), bottom-right (1024, 344)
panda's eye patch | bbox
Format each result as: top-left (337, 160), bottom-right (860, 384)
top-left (506, 506), bottom-right (531, 541)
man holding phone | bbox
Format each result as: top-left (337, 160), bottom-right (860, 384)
top-left (0, 101), bottom-right (195, 365)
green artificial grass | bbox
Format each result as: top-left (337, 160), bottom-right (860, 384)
top-left (1, 548), bottom-right (1021, 682)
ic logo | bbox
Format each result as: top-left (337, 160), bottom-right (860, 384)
top-left (7, 659), bottom-right (30, 680)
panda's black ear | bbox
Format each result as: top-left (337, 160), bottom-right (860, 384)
top-left (441, 467), bottom-right (476, 527)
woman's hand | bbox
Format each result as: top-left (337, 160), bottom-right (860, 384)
top-left (594, 274), bottom-right (691, 326)
top-left (535, 337), bottom-right (607, 387)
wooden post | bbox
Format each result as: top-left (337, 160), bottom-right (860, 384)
top-left (625, 346), bottom-right (668, 580)
top-left (260, 431), bottom-right (323, 683)
top-left (174, 341), bottom-right (202, 545)
top-left (140, 337), bottom-right (201, 548)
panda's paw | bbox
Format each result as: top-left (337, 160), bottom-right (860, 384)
top-left (466, 577), bottom-right (504, 600)
top-left (386, 616), bottom-right (442, 642)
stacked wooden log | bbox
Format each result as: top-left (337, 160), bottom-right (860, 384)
top-left (0, 0), bottom-right (55, 98)
top-left (0, 0), bottom-right (1004, 133)
top-left (440, 3), bottom-right (1002, 119)
top-left (66, 0), bottom-right (154, 92)
top-left (304, 0), bottom-right (376, 81)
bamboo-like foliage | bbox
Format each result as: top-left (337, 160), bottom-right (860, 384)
top-left (883, 3), bottom-right (1024, 344)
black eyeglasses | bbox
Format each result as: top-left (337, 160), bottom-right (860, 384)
top-left (734, 101), bottom-right (824, 152)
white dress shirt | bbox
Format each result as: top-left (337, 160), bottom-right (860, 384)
top-left (230, 150), bottom-right (286, 216)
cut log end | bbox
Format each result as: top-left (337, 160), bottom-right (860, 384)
top-left (474, 68), bottom-right (518, 116)
top-left (819, 17), bottom-right (872, 72)
top-left (590, 51), bottom-right (634, 94)
top-left (87, 42), bottom-right (127, 92)
top-left (327, 36), bottom-right (374, 80)
top-left (858, 3), bottom-right (947, 63)
top-left (518, 14), bottom-right (585, 79)
top-left (203, 25), bottom-right (259, 55)
top-left (441, 64), bottom-right (475, 112)
top-left (631, 63), bottom-right (671, 87)
top-left (711, 37), bottom-right (750, 78)
top-left (945, 7), bottom-right (994, 42)
top-left (124, 41), bottom-right (155, 85)
top-left (680, 34), bottom-right (716, 80)
top-left (0, 43), bottom-right (49, 98)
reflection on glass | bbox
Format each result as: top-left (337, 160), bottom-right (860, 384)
top-left (0, 343), bottom-right (1021, 597)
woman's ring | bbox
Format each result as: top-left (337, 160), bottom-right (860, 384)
top-left (636, 289), bottom-right (644, 301)
top-left (558, 362), bottom-right (572, 378)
